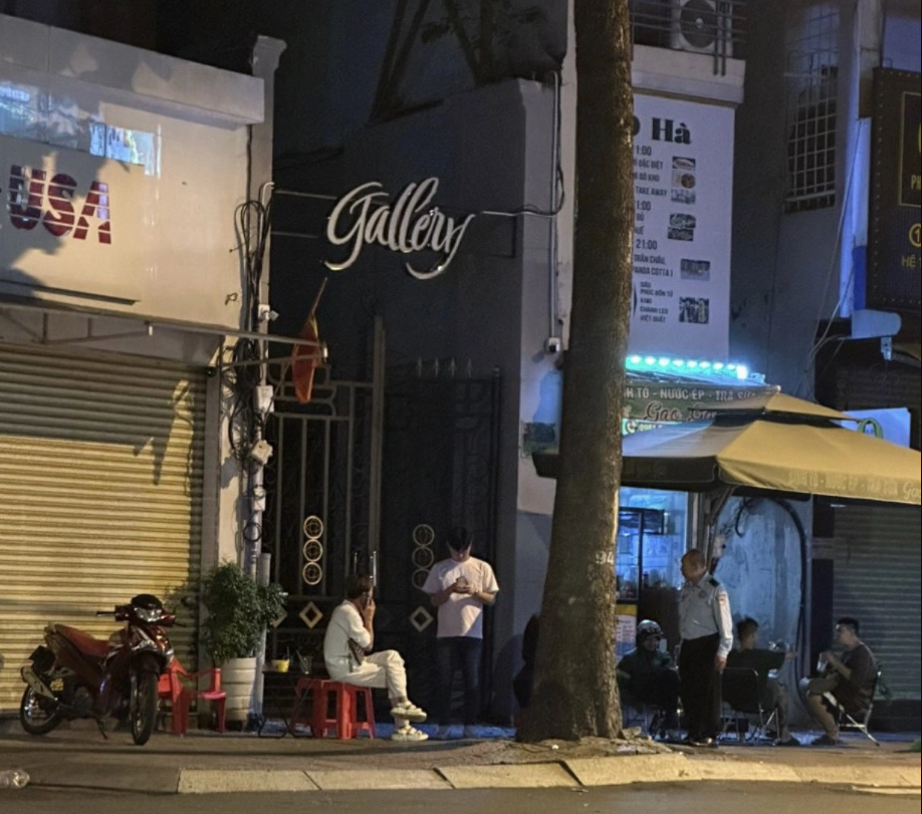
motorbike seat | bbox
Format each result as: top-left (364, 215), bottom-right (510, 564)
top-left (53, 625), bottom-right (111, 659)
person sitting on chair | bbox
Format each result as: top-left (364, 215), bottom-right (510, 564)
top-left (799, 617), bottom-right (877, 746)
top-left (726, 617), bottom-right (798, 746)
top-left (617, 619), bottom-right (681, 734)
top-left (323, 574), bottom-right (428, 741)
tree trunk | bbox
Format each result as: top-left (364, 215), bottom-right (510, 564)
top-left (519, 0), bottom-right (634, 742)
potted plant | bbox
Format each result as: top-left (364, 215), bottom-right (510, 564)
top-left (201, 562), bottom-right (286, 722)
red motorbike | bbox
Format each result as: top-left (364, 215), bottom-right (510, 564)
top-left (20, 594), bottom-right (175, 746)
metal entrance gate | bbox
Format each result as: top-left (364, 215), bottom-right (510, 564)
top-left (262, 360), bottom-right (378, 666)
top-left (263, 336), bottom-right (501, 718)
top-left (376, 366), bottom-right (502, 718)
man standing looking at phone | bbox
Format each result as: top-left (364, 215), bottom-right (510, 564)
top-left (423, 527), bottom-right (499, 740)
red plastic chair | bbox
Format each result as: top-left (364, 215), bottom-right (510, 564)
top-left (309, 679), bottom-right (375, 739)
top-left (161, 659), bottom-right (226, 735)
top-left (158, 660), bottom-right (186, 735)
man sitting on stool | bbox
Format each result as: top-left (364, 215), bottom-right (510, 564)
top-left (323, 574), bottom-right (428, 741)
top-left (727, 617), bottom-right (798, 746)
top-left (617, 619), bottom-right (681, 736)
top-left (800, 617), bottom-right (877, 746)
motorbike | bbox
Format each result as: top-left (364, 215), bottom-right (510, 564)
top-left (19, 593), bottom-right (175, 746)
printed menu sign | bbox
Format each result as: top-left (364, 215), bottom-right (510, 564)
top-left (629, 94), bottom-right (734, 359)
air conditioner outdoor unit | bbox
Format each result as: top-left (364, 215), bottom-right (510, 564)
top-left (670, 0), bottom-right (733, 56)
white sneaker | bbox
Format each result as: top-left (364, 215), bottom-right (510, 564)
top-left (391, 725), bottom-right (429, 742)
top-left (390, 702), bottom-right (427, 723)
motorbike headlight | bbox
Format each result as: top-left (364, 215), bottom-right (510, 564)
top-left (135, 607), bottom-right (163, 623)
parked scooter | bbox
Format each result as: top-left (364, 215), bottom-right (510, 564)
top-left (20, 594), bottom-right (175, 746)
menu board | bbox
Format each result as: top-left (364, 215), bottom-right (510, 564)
top-left (628, 94), bottom-right (735, 360)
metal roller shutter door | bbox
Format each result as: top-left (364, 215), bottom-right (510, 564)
top-left (0, 343), bottom-right (205, 713)
top-left (833, 504), bottom-right (922, 700)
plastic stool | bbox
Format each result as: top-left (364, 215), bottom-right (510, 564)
top-left (310, 680), bottom-right (376, 739)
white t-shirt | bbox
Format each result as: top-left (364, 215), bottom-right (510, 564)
top-left (422, 557), bottom-right (499, 639)
top-left (323, 600), bottom-right (371, 674)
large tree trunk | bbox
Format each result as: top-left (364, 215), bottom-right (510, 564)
top-left (519, 0), bottom-right (634, 742)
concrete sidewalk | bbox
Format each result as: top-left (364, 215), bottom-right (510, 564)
top-left (1, 724), bottom-right (919, 795)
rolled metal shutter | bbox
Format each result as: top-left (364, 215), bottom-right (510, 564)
top-left (0, 343), bottom-right (205, 713)
top-left (833, 505), bottom-right (921, 700)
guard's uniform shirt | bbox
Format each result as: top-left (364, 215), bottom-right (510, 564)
top-left (678, 575), bottom-right (734, 741)
top-left (679, 576), bottom-right (733, 658)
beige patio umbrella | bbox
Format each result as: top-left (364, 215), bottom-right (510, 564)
top-left (533, 392), bottom-right (921, 507)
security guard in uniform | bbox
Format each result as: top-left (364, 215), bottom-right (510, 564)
top-left (678, 549), bottom-right (733, 747)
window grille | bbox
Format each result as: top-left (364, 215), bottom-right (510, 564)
top-left (784, 2), bottom-right (839, 212)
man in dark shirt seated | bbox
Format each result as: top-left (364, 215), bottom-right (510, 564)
top-left (617, 620), bottom-right (680, 732)
top-left (800, 617), bottom-right (878, 746)
top-left (726, 617), bottom-right (798, 746)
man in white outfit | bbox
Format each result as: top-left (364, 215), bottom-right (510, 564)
top-left (323, 574), bottom-right (428, 741)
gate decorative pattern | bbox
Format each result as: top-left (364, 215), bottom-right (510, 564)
top-left (263, 359), bottom-right (501, 720)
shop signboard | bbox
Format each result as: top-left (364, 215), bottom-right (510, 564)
top-left (622, 377), bottom-right (774, 429)
top-left (629, 94), bottom-right (735, 360)
top-left (866, 69), bottom-right (921, 311)
top-left (0, 129), bottom-right (248, 329)
top-left (0, 134), bottom-right (141, 302)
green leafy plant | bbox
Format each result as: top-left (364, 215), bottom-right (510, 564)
top-left (200, 562), bottom-right (287, 665)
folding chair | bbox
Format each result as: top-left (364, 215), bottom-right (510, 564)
top-left (721, 668), bottom-right (777, 744)
top-left (621, 700), bottom-right (668, 737)
top-left (822, 671), bottom-right (880, 747)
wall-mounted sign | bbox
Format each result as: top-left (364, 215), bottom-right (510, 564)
top-left (867, 69), bottom-right (921, 311)
top-left (2, 164), bottom-right (111, 243)
top-left (325, 177), bottom-right (474, 279)
top-left (628, 94), bottom-right (734, 360)
top-left (844, 408), bottom-right (912, 448)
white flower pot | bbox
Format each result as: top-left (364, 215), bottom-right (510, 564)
top-left (221, 657), bottom-right (257, 723)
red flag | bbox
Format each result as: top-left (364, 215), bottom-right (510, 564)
top-left (291, 279), bottom-right (327, 404)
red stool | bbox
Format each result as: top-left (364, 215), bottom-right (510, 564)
top-left (309, 680), bottom-right (376, 739)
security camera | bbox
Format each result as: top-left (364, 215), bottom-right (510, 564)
top-left (545, 337), bottom-right (562, 354)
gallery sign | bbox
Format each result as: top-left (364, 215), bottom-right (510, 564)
top-left (866, 69), bottom-right (921, 311)
top-left (325, 177), bottom-right (474, 279)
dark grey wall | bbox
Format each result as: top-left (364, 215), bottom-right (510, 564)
top-left (260, 0), bottom-right (566, 160)
top-left (270, 79), bottom-right (533, 382)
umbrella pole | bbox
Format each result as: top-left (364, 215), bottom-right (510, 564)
top-left (696, 487), bottom-right (734, 570)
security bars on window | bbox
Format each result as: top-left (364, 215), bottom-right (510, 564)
top-left (784, 1), bottom-right (840, 212)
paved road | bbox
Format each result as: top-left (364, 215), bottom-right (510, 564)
top-left (3, 783), bottom-right (918, 814)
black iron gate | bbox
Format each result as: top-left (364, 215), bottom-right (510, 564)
top-left (262, 360), bottom-right (378, 669)
top-left (375, 366), bottom-right (502, 718)
top-left (263, 334), bottom-right (502, 719)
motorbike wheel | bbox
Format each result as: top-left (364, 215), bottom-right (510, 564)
top-left (19, 687), bottom-right (62, 736)
top-left (130, 670), bottom-right (159, 746)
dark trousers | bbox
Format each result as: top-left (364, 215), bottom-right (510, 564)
top-left (436, 637), bottom-right (483, 726)
top-left (622, 669), bottom-right (682, 728)
top-left (512, 664), bottom-right (534, 710)
top-left (679, 634), bottom-right (721, 741)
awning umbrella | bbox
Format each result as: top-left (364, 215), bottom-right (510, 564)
top-left (533, 392), bottom-right (921, 507)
